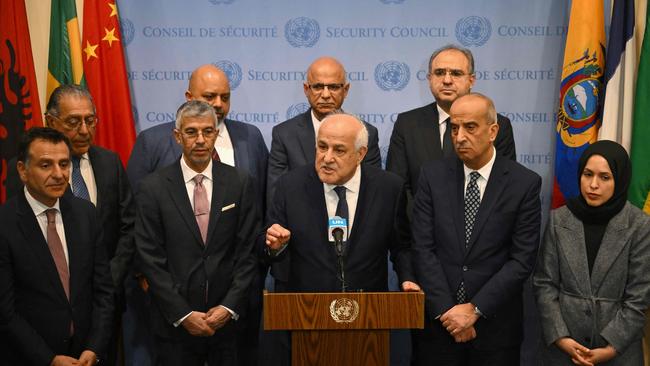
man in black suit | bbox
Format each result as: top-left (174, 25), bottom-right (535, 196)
top-left (265, 112), bottom-right (418, 292)
top-left (0, 127), bottom-right (114, 366)
top-left (387, 44), bottom-right (516, 200)
top-left (411, 93), bottom-right (541, 365)
top-left (267, 56), bottom-right (381, 205)
top-left (135, 101), bottom-right (259, 366)
top-left (5, 85), bottom-right (134, 365)
top-left (126, 64), bottom-right (269, 366)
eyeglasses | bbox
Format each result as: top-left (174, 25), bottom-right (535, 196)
top-left (429, 68), bottom-right (469, 79)
top-left (48, 114), bottom-right (98, 130)
top-left (307, 83), bottom-right (346, 93)
top-left (180, 128), bottom-right (217, 140)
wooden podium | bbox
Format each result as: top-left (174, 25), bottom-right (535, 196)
top-left (264, 291), bottom-right (424, 366)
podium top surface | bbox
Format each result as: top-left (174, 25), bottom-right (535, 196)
top-left (264, 291), bottom-right (424, 330)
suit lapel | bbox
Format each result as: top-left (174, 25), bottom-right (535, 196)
top-left (165, 162), bottom-right (205, 248)
top-left (556, 213), bottom-right (592, 294)
top-left (225, 120), bottom-right (249, 172)
top-left (466, 156), bottom-right (508, 254)
top-left (298, 111), bottom-right (316, 163)
top-left (88, 147), bottom-right (104, 209)
top-left (590, 207), bottom-right (630, 292)
top-left (417, 103), bottom-right (443, 160)
top-left (447, 159), bottom-right (466, 255)
top-left (16, 193), bottom-right (70, 303)
top-left (306, 169), bottom-right (329, 250)
top-left (206, 163), bottom-right (228, 246)
top-left (346, 166), bottom-right (372, 257)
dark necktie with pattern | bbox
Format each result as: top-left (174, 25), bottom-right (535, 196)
top-left (457, 171), bottom-right (481, 304)
top-left (442, 117), bottom-right (454, 158)
top-left (71, 156), bottom-right (90, 201)
top-left (334, 186), bottom-right (348, 222)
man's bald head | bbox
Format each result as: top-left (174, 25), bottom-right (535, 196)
top-left (303, 57), bottom-right (350, 121)
top-left (186, 64), bottom-right (231, 122)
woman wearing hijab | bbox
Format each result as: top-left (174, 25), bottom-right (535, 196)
top-left (534, 140), bottom-right (650, 365)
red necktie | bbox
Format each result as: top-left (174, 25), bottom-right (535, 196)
top-left (45, 209), bottom-right (74, 334)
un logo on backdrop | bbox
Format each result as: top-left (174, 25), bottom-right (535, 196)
top-left (208, 0), bottom-right (235, 4)
top-left (213, 60), bottom-right (242, 90)
top-left (286, 102), bottom-right (310, 119)
top-left (284, 17), bottom-right (320, 48)
top-left (120, 17), bottom-right (135, 46)
top-left (455, 16), bottom-right (491, 47)
top-left (374, 61), bottom-right (410, 91)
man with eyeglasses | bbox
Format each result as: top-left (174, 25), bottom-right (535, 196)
top-left (387, 44), bottom-right (516, 203)
top-left (5, 84), bottom-right (135, 366)
top-left (267, 56), bottom-right (381, 207)
top-left (135, 100), bottom-right (259, 366)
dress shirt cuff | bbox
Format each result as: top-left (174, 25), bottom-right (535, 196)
top-left (220, 305), bottom-right (239, 321)
top-left (173, 311), bottom-right (193, 327)
top-left (266, 242), bottom-right (289, 257)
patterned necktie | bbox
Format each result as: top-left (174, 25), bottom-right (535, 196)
top-left (193, 175), bottom-right (210, 244)
top-left (457, 171), bottom-right (481, 303)
top-left (71, 156), bottom-right (90, 201)
top-left (45, 209), bottom-right (70, 299)
top-left (334, 186), bottom-right (348, 222)
top-left (212, 148), bottom-right (221, 162)
top-left (442, 117), bottom-right (454, 157)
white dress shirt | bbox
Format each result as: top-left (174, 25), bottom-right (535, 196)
top-left (24, 187), bottom-right (69, 265)
top-left (69, 152), bottom-right (97, 205)
top-left (215, 120), bottom-right (235, 167)
top-left (311, 109), bottom-right (323, 141)
top-left (462, 146), bottom-right (497, 200)
top-left (323, 165), bottom-right (361, 234)
top-left (436, 104), bottom-right (450, 148)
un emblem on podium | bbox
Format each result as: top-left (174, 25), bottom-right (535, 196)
top-left (455, 16), bottom-right (491, 47)
top-left (119, 17), bottom-right (135, 46)
top-left (330, 298), bottom-right (359, 323)
top-left (284, 17), bottom-right (320, 48)
top-left (213, 60), bottom-right (243, 90)
top-left (374, 61), bottom-right (410, 91)
top-left (286, 102), bottom-right (310, 120)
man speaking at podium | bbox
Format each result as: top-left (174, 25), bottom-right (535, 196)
top-left (263, 112), bottom-right (418, 293)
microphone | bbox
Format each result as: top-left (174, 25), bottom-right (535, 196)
top-left (328, 216), bottom-right (348, 256)
top-left (328, 216), bottom-right (348, 292)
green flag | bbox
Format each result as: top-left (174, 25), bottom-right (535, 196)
top-left (47, 0), bottom-right (84, 101)
top-left (629, 5), bottom-right (650, 214)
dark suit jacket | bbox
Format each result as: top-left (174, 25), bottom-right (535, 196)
top-left (264, 164), bottom-right (414, 292)
top-left (0, 193), bottom-right (114, 365)
top-left (412, 154), bottom-right (541, 349)
top-left (127, 119), bottom-right (269, 210)
top-left (6, 146), bottom-right (135, 296)
top-left (267, 109), bottom-right (382, 208)
top-left (135, 160), bottom-right (259, 341)
top-left (387, 102), bottom-right (517, 197)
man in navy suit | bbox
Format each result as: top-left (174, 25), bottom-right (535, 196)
top-left (135, 101), bottom-right (259, 366)
top-left (265, 112), bottom-right (419, 292)
top-left (126, 65), bottom-right (269, 366)
top-left (411, 93), bottom-right (541, 366)
top-left (387, 44), bottom-right (516, 201)
top-left (0, 127), bottom-right (114, 366)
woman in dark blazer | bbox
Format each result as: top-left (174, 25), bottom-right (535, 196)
top-left (534, 140), bottom-right (650, 365)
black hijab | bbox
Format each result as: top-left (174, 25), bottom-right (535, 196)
top-left (566, 140), bottom-right (631, 224)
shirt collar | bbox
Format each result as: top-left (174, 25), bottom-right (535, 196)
top-left (180, 155), bottom-right (213, 184)
top-left (436, 104), bottom-right (449, 126)
top-left (310, 109), bottom-right (322, 124)
top-left (23, 186), bottom-right (61, 216)
top-left (463, 146), bottom-right (497, 182)
top-left (216, 119), bottom-right (227, 136)
top-left (324, 164), bottom-right (361, 194)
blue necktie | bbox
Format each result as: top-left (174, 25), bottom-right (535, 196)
top-left (71, 156), bottom-right (91, 201)
top-left (457, 171), bottom-right (481, 304)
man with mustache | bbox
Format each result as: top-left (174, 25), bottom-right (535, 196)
top-left (411, 93), bottom-right (540, 366)
top-left (387, 44), bottom-right (516, 204)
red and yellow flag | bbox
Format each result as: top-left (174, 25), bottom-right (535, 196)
top-left (82, 0), bottom-right (135, 164)
top-left (0, 0), bottom-right (43, 203)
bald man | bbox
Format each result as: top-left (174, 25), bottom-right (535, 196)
top-left (126, 65), bottom-right (268, 366)
top-left (267, 57), bottom-right (381, 207)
